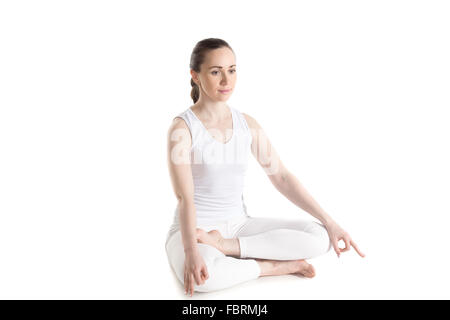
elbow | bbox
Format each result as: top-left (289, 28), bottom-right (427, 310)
top-left (279, 171), bottom-right (291, 189)
top-left (280, 168), bottom-right (290, 183)
top-left (268, 167), bottom-right (290, 189)
top-left (275, 166), bottom-right (290, 185)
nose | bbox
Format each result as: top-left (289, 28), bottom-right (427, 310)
top-left (220, 71), bottom-right (231, 85)
top-left (220, 77), bottom-right (228, 86)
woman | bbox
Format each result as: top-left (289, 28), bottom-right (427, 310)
top-left (166, 38), bottom-right (365, 296)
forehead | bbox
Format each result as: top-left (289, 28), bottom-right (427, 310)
top-left (204, 47), bottom-right (235, 67)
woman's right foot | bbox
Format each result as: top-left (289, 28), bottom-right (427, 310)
top-left (196, 228), bottom-right (223, 251)
top-left (196, 228), bottom-right (240, 257)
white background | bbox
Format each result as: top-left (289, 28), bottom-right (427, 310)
top-left (1, 0), bottom-right (449, 299)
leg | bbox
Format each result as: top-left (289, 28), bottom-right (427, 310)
top-left (196, 229), bottom-right (316, 278)
top-left (236, 217), bottom-right (332, 260)
top-left (256, 258), bottom-right (316, 278)
top-left (198, 217), bottom-right (332, 260)
top-left (165, 230), bottom-right (261, 293)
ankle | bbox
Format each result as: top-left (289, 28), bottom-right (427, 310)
top-left (288, 260), bottom-right (302, 274)
top-left (217, 237), bottom-right (226, 252)
top-left (218, 238), bottom-right (240, 257)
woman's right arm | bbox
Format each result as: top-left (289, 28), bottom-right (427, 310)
top-left (167, 117), bottom-right (209, 296)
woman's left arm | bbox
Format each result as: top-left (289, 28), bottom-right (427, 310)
top-left (243, 112), bottom-right (366, 258)
top-left (273, 171), bottom-right (365, 258)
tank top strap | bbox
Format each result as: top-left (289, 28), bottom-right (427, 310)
top-left (173, 109), bottom-right (202, 150)
top-left (230, 106), bottom-right (252, 140)
top-left (166, 105), bottom-right (252, 239)
top-left (173, 106), bottom-right (252, 150)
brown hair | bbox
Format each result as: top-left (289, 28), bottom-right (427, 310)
top-left (189, 38), bottom-right (234, 104)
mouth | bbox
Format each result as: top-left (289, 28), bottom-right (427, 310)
top-left (218, 89), bottom-right (231, 94)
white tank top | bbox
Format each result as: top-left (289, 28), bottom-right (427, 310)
top-left (166, 105), bottom-right (252, 242)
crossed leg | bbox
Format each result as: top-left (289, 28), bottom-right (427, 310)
top-left (196, 228), bottom-right (317, 278)
top-left (235, 216), bottom-right (332, 260)
top-left (197, 216), bottom-right (332, 279)
top-left (166, 230), bottom-right (261, 293)
top-left (166, 216), bottom-right (332, 293)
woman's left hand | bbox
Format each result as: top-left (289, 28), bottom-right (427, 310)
top-left (324, 220), bottom-right (366, 258)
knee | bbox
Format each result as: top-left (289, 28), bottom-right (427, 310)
top-left (193, 256), bottom-right (249, 293)
top-left (308, 221), bottom-right (332, 255)
top-left (172, 257), bottom-right (221, 293)
top-left (174, 245), bottom-right (227, 293)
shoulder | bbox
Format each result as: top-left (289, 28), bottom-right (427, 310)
top-left (167, 113), bottom-right (192, 141)
top-left (170, 116), bottom-right (189, 130)
top-left (167, 109), bottom-right (191, 132)
top-left (242, 112), bottom-right (262, 130)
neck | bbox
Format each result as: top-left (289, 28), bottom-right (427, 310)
top-left (192, 98), bottom-right (229, 121)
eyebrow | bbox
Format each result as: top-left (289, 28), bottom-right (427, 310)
top-left (208, 65), bottom-right (236, 69)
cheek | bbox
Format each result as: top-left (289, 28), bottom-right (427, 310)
top-left (204, 77), bottom-right (218, 88)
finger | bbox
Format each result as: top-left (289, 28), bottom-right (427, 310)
top-left (190, 274), bottom-right (194, 297)
top-left (192, 273), bottom-right (196, 296)
top-left (203, 266), bottom-right (209, 280)
top-left (342, 238), bottom-right (351, 252)
top-left (200, 266), bottom-right (208, 281)
top-left (186, 272), bottom-right (191, 295)
top-left (184, 272), bottom-right (188, 295)
top-left (186, 272), bottom-right (190, 295)
top-left (351, 239), bottom-right (366, 257)
top-left (200, 269), bottom-right (207, 282)
top-left (194, 269), bottom-right (203, 286)
top-left (332, 239), bottom-right (341, 257)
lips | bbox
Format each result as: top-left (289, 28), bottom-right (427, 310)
top-left (218, 89), bottom-right (231, 93)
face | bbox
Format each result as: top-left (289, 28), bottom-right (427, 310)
top-left (191, 47), bottom-right (237, 102)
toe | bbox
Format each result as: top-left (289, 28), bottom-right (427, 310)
top-left (308, 265), bottom-right (316, 278)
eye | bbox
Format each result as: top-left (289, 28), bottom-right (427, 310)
top-left (211, 70), bottom-right (219, 75)
top-left (229, 69), bottom-right (236, 73)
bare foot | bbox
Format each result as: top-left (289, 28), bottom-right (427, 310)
top-left (256, 259), bottom-right (316, 277)
top-left (293, 259), bottom-right (316, 278)
top-left (196, 228), bottom-right (240, 257)
top-left (196, 228), bottom-right (224, 252)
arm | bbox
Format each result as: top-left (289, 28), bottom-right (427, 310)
top-left (243, 113), bottom-right (365, 258)
top-left (243, 113), bottom-right (334, 226)
top-left (167, 117), bottom-right (209, 295)
top-left (269, 170), bottom-right (335, 226)
top-left (167, 117), bottom-right (198, 252)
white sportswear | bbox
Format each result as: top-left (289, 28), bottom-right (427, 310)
top-left (166, 104), bottom-right (252, 242)
top-left (165, 105), bottom-right (332, 293)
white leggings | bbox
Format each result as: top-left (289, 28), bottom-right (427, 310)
top-left (165, 214), bottom-right (332, 293)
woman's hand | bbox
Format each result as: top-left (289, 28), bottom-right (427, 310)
top-left (324, 220), bottom-right (366, 258)
top-left (183, 247), bottom-right (209, 296)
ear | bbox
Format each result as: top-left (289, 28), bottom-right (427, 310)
top-left (190, 69), bottom-right (199, 85)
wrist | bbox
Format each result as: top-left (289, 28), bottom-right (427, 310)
top-left (307, 208), bottom-right (334, 226)
top-left (321, 216), bottom-right (335, 226)
top-left (184, 245), bottom-right (198, 253)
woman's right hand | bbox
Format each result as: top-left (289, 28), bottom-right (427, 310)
top-left (184, 247), bottom-right (209, 296)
